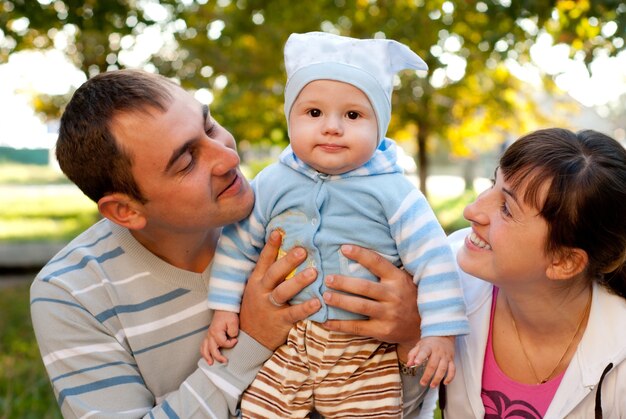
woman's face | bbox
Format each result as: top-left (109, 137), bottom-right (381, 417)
top-left (457, 168), bottom-right (553, 287)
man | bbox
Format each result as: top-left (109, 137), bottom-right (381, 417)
top-left (31, 69), bottom-right (435, 418)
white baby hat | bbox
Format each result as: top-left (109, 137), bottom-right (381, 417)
top-left (283, 31), bottom-right (428, 143)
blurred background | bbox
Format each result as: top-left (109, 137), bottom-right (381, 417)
top-left (1, 0), bottom-right (625, 417)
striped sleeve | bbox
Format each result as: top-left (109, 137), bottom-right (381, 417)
top-left (389, 189), bottom-right (469, 337)
top-left (207, 199), bottom-right (268, 312)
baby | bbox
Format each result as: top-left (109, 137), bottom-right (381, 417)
top-left (205, 32), bottom-right (469, 418)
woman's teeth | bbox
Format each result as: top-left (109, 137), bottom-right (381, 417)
top-left (469, 232), bottom-right (492, 250)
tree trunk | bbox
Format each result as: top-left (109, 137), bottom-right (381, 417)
top-left (463, 158), bottom-right (476, 192)
top-left (416, 124), bottom-right (429, 199)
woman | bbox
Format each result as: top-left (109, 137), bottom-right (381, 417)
top-left (442, 128), bottom-right (626, 418)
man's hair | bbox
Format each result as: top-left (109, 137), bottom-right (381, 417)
top-left (500, 128), bottom-right (626, 298)
top-left (56, 69), bottom-right (178, 203)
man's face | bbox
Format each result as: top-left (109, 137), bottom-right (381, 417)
top-left (110, 85), bottom-right (254, 234)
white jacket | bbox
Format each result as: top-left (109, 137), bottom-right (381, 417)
top-left (442, 228), bottom-right (626, 418)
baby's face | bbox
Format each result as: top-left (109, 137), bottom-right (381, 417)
top-left (288, 80), bottom-right (378, 175)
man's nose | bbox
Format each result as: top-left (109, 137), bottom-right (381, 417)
top-left (206, 141), bottom-right (240, 176)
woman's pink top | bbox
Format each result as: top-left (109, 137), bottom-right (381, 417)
top-left (481, 288), bottom-right (564, 418)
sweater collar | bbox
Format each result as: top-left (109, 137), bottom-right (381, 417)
top-left (110, 221), bottom-right (211, 292)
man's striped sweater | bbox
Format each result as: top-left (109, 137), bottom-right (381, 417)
top-left (30, 219), bottom-right (271, 418)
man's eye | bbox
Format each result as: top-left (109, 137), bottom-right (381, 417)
top-left (179, 150), bottom-right (197, 174)
top-left (205, 122), bottom-right (216, 136)
top-left (308, 109), bottom-right (321, 117)
top-left (346, 111), bottom-right (359, 120)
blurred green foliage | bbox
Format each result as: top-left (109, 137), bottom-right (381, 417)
top-left (3, 1), bottom-right (623, 196)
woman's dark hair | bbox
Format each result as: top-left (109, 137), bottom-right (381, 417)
top-left (56, 69), bottom-right (177, 203)
top-left (500, 128), bottom-right (626, 298)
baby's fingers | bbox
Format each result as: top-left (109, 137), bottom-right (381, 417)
top-left (210, 328), bottom-right (237, 348)
top-left (443, 360), bottom-right (456, 385)
top-left (409, 344), bottom-right (432, 367)
top-left (406, 346), bottom-right (420, 366)
top-left (423, 356), bottom-right (449, 388)
top-left (200, 336), bottom-right (214, 365)
top-left (419, 356), bottom-right (438, 387)
top-left (226, 321), bottom-right (240, 340)
top-left (208, 338), bottom-right (229, 364)
top-left (219, 337), bottom-right (238, 350)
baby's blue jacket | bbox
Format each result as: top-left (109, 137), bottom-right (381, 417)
top-left (208, 138), bottom-right (468, 336)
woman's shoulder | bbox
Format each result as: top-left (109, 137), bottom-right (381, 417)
top-left (562, 282), bottom-right (626, 390)
top-left (593, 282), bottom-right (626, 319)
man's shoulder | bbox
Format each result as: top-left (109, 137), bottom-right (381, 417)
top-left (34, 219), bottom-right (120, 286)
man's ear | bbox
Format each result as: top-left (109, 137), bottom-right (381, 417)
top-left (98, 193), bottom-right (147, 230)
top-left (546, 248), bottom-right (588, 280)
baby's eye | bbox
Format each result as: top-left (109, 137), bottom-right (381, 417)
top-left (308, 109), bottom-right (321, 117)
top-left (346, 111), bottom-right (359, 120)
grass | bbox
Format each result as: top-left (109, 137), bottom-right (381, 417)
top-left (0, 282), bottom-right (62, 419)
top-left (0, 163), bottom-right (69, 186)
top-left (0, 187), bottom-right (99, 242)
top-left (0, 165), bottom-right (99, 242)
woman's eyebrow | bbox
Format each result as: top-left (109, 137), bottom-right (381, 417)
top-left (496, 168), bottom-right (522, 209)
top-left (502, 187), bottom-right (520, 206)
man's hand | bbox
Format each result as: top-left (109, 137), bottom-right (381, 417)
top-left (321, 244), bottom-right (421, 361)
top-left (239, 230), bottom-right (321, 350)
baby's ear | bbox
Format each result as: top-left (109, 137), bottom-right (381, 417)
top-left (97, 193), bottom-right (147, 230)
top-left (546, 248), bottom-right (588, 281)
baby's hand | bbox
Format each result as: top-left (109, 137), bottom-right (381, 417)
top-left (200, 310), bottom-right (240, 365)
top-left (407, 335), bottom-right (456, 388)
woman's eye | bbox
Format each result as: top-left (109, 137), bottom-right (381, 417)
top-left (346, 111), bottom-right (359, 120)
top-left (308, 109), bottom-right (321, 117)
top-left (500, 202), bottom-right (512, 217)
